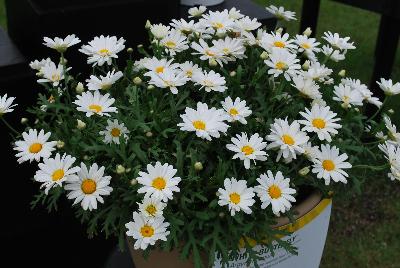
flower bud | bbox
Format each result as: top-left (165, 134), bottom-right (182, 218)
top-left (125, 168), bottom-right (132, 173)
top-left (76, 119), bottom-right (86, 129)
top-left (302, 60), bottom-right (310, 70)
top-left (354, 108), bottom-right (360, 112)
top-left (75, 82), bottom-right (84, 94)
top-left (260, 51), bottom-right (269, 60)
top-left (56, 140), bottom-right (65, 149)
top-left (21, 117), bottom-right (28, 124)
top-left (127, 47), bottom-right (133, 54)
top-left (218, 212), bottom-right (225, 218)
top-left (130, 178), bottom-right (138, 185)
top-left (299, 166), bottom-right (310, 176)
top-left (34, 119), bottom-right (39, 124)
top-left (116, 165), bottom-right (126, 174)
top-left (303, 27), bottom-right (312, 37)
top-left (147, 85), bottom-right (155, 90)
top-left (230, 71), bottom-right (236, 77)
top-left (276, 27), bottom-right (283, 34)
top-left (145, 20), bottom-right (152, 29)
top-left (83, 155), bottom-right (89, 160)
top-left (133, 77), bottom-right (142, 85)
top-left (137, 44), bottom-right (143, 49)
top-left (209, 58), bottom-right (218, 67)
top-left (194, 162), bottom-right (203, 171)
top-left (338, 69), bottom-right (346, 77)
top-left (388, 109), bottom-right (394, 114)
top-left (145, 131), bottom-right (153, 137)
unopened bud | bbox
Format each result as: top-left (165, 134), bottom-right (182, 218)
top-left (354, 108), bottom-right (360, 112)
top-left (145, 20), bottom-right (152, 29)
top-left (76, 119), bottom-right (86, 129)
top-left (127, 47), bottom-right (133, 53)
top-left (388, 109), bottom-right (394, 114)
top-left (147, 85), bottom-right (155, 90)
top-left (137, 44), bottom-right (143, 49)
top-left (209, 58), bottom-right (218, 67)
top-left (56, 140), bottom-right (65, 149)
top-left (145, 131), bottom-right (153, 137)
top-left (125, 168), bottom-right (132, 173)
top-left (230, 71), bottom-right (236, 77)
top-left (130, 178), bottom-right (138, 185)
top-left (303, 27), bottom-right (312, 37)
top-left (116, 165), bottom-right (126, 174)
top-left (218, 212), bottom-right (225, 218)
top-left (299, 166), bottom-right (310, 176)
top-left (83, 155), bottom-right (89, 160)
top-left (194, 162), bottom-right (203, 171)
top-left (21, 117), bottom-right (28, 124)
top-left (302, 60), bottom-right (310, 70)
top-left (260, 51), bottom-right (269, 60)
top-left (76, 82), bottom-right (84, 94)
top-left (276, 28), bottom-right (283, 34)
top-left (133, 77), bottom-right (142, 85)
top-left (338, 69), bottom-right (346, 77)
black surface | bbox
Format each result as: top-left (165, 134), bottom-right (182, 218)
top-left (105, 246), bottom-right (134, 268)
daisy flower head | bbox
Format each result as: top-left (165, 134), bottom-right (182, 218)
top-left (74, 91), bottom-right (117, 117)
top-left (260, 32), bottom-right (297, 53)
top-left (179, 61), bottom-right (202, 79)
top-left (333, 84), bottom-right (363, 108)
top-left (311, 144), bottom-right (352, 185)
top-left (37, 61), bottom-right (66, 87)
top-left (14, 129), bottom-right (57, 164)
top-left (43, 34), bottom-right (80, 53)
top-left (243, 28), bottom-right (267, 46)
top-left (343, 78), bottom-right (382, 108)
top-left (384, 116), bottom-right (400, 144)
top-left (295, 35), bottom-right (320, 57)
top-left (212, 37), bottom-right (246, 61)
top-left (266, 5), bottom-right (296, 21)
top-left (298, 104), bottom-right (341, 142)
top-left (65, 162), bottom-right (113, 211)
top-left (234, 16), bottom-right (261, 33)
top-left (29, 58), bottom-right (52, 71)
top-left (226, 132), bottom-right (268, 169)
top-left (266, 118), bottom-right (309, 161)
top-left (150, 23), bottom-right (170, 40)
top-left (125, 212), bottom-right (170, 250)
top-left (321, 45), bottom-right (345, 62)
top-left (86, 70), bottom-right (123, 91)
top-left (303, 62), bottom-right (332, 83)
top-left (170, 18), bottom-right (198, 35)
top-left (377, 78), bottom-right (400, 96)
top-left (79, 35), bottom-right (126, 66)
top-left (191, 39), bottom-right (225, 66)
top-left (160, 30), bottom-right (189, 56)
top-left (201, 10), bottom-right (235, 34)
top-left (255, 170), bottom-right (296, 216)
top-left (192, 70), bottom-right (227, 93)
top-left (265, 48), bottom-right (301, 81)
top-left (99, 119), bottom-right (130, 144)
top-left (148, 68), bottom-right (190, 94)
top-left (322, 31), bottom-right (355, 51)
top-left (34, 153), bottom-right (80, 194)
top-left (291, 74), bottom-right (322, 100)
top-left (137, 162), bottom-right (181, 202)
top-left (188, 5), bottom-right (207, 18)
top-left (143, 57), bottom-right (179, 77)
top-left (137, 196), bottom-right (167, 219)
top-left (0, 94), bottom-right (17, 115)
top-left (301, 142), bottom-right (319, 160)
top-left (177, 102), bottom-right (229, 141)
top-left (221, 96), bottom-right (252, 124)
top-left (217, 178), bottom-right (255, 216)
top-left (379, 142), bottom-right (400, 181)
top-left (228, 7), bottom-right (245, 20)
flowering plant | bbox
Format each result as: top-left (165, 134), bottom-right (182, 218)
top-left (2, 4), bottom-right (400, 267)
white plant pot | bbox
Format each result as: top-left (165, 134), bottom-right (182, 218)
top-left (180, 0), bottom-right (224, 7)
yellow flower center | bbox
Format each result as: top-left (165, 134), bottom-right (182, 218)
top-left (140, 225), bottom-right (155, 238)
top-left (273, 41), bottom-right (286, 48)
top-left (268, 184), bottom-right (282, 199)
top-left (241, 145), bottom-right (254, 156)
top-left (301, 43), bottom-right (311, 49)
top-left (145, 204), bottom-right (157, 216)
top-left (342, 96), bottom-right (350, 103)
top-left (222, 48), bottom-right (230, 55)
top-left (282, 134), bottom-right (295, 145)
top-left (99, 48), bottom-right (111, 56)
top-left (89, 104), bottom-right (102, 113)
top-left (81, 179), bottom-right (97, 194)
top-left (212, 22), bottom-right (224, 29)
top-left (111, 128), bottom-right (121, 137)
top-left (101, 83), bottom-right (112, 90)
top-left (192, 120), bottom-right (206, 130)
top-left (322, 160), bottom-right (335, 171)
top-left (29, 143), bottom-right (43, 153)
top-left (312, 118), bottom-right (326, 129)
top-left (52, 169), bottom-right (65, 181)
top-left (275, 61), bottom-right (287, 70)
top-left (155, 66), bottom-right (165, 73)
top-left (152, 177), bottom-right (166, 190)
top-left (51, 74), bottom-right (60, 81)
top-left (205, 50), bottom-right (215, 57)
top-left (229, 108), bottom-right (239, 116)
top-left (165, 41), bottom-right (176, 48)
top-left (186, 70), bottom-right (193, 77)
top-left (229, 192), bottom-right (241, 204)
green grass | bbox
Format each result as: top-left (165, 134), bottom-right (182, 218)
top-left (0, 0), bottom-right (6, 29)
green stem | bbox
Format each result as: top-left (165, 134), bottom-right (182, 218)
top-left (352, 163), bottom-right (389, 171)
top-left (1, 117), bottom-right (19, 135)
top-left (368, 96), bottom-right (388, 122)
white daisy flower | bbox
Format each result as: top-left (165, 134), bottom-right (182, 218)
top-left (143, 57), bottom-right (179, 77)
top-left (228, 7), bottom-right (245, 20)
top-left (86, 70), bottom-right (123, 91)
top-left (14, 129), bottom-right (57, 164)
top-left (295, 35), bottom-right (320, 57)
top-left (303, 62), bottom-right (332, 83)
top-left (243, 28), bottom-right (267, 46)
top-left (65, 163), bottom-right (113, 211)
top-left (333, 84), bottom-right (363, 108)
top-left (137, 196), bottom-right (167, 218)
top-left (29, 58), bottom-right (52, 71)
top-left (217, 178), bottom-right (255, 216)
top-left (0, 94), bottom-right (17, 115)
top-left (226, 132), bottom-right (268, 169)
top-left (377, 78), bottom-right (400, 96)
top-left (298, 104), bottom-right (341, 142)
top-left (221, 96), bottom-right (252, 124)
top-left (379, 142), bottom-right (400, 181)
top-left (311, 144), bottom-right (352, 185)
top-left (192, 70), bottom-right (227, 93)
top-left (343, 78), bottom-right (382, 108)
top-left (201, 10), bottom-right (235, 34)
top-left (255, 170), bottom-right (296, 216)
top-left (260, 32), bottom-right (297, 52)
top-left (74, 91), bottom-right (117, 117)
top-left (170, 18), bottom-right (198, 35)
top-left (137, 162), bottom-right (181, 202)
top-left (266, 5), bottom-right (296, 21)
top-left (37, 61), bottom-right (66, 86)
top-left (125, 212), bottom-right (170, 250)
top-left (150, 23), bottom-right (170, 40)
top-left (322, 31), bottom-right (355, 51)
top-left (265, 48), bottom-right (301, 81)
top-left (212, 37), bottom-right (246, 61)
top-left (188, 5), bottom-right (207, 18)
top-left (301, 142), bottom-right (319, 160)
top-left (34, 153), bottom-right (80, 194)
top-left (133, 57), bottom-right (149, 71)
top-left (160, 30), bottom-right (189, 56)
top-left (384, 116), bottom-right (400, 144)
top-left (191, 39), bottom-right (226, 66)
top-left (43, 34), bottom-right (81, 53)
top-left (321, 45), bottom-right (345, 62)
top-left (99, 119), bottom-right (130, 144)
top-left (179, 61), bottom-right (202, 79)
top-left (235, 16), bottom-right (261, 33)
top-left (148, 68), bottom-right (189, 94)
top-left (291, 75), bottom-right (322, 100)
top-left (79, 35), bottom-right (126, 66)
top-left (266, 118), bottom-right (309, 161)
top-left (177, 102), bottom-right (229, 141)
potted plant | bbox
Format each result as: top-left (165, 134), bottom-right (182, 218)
top-left (2, 4), bottom-right (399, 268)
